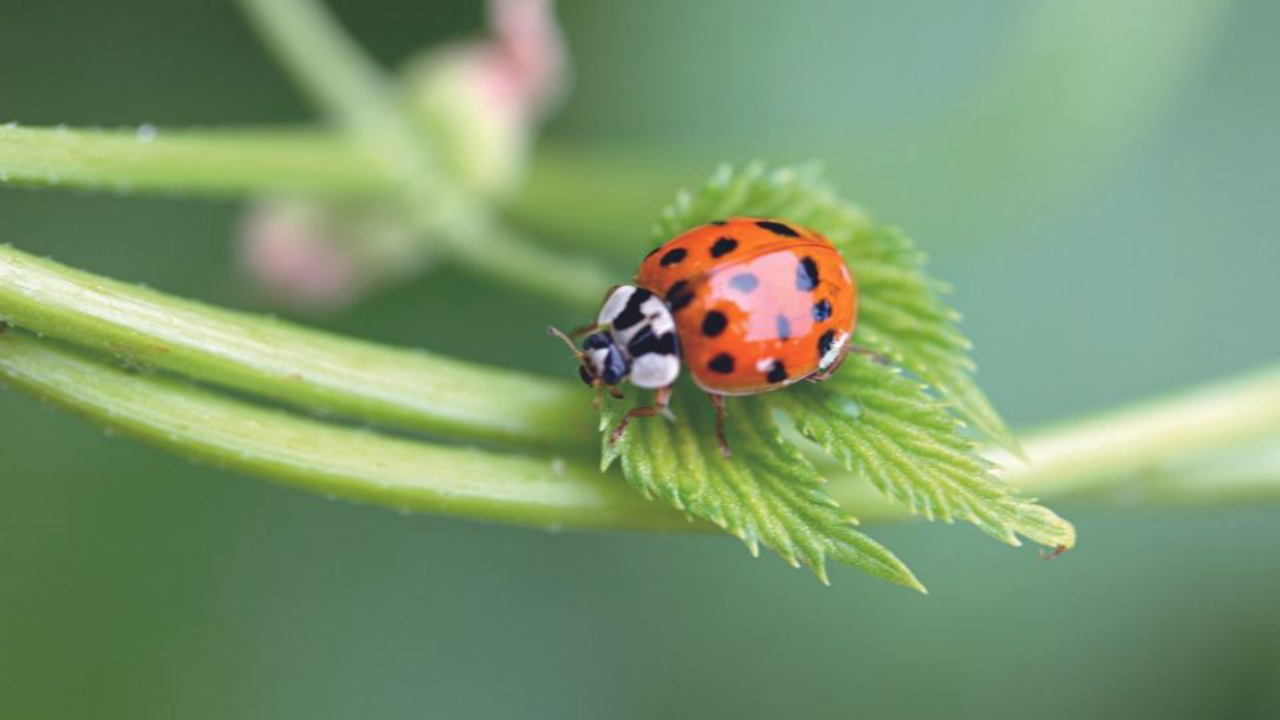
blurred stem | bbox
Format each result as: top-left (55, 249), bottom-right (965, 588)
top-left (0, 122), bottom-right (683, 261)
top-left (3, 323), bottom-right (1280, 532)
top-left (0, 245), bottom-right (593, 448)
top-left (994, 365), bottom-right (1280, 501)
top-left (236, 0), bottom-right (611, 307)
top-left (0, 124), bottom-right (388, 195)
top-left (0, 0), bottom-right (1234, 261)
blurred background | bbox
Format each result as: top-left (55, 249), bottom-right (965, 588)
top-left (2, 0), bottom-right (1279, 717)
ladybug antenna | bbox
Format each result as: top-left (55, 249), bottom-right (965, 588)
top-left (547, 325), bottom-right (584, 360)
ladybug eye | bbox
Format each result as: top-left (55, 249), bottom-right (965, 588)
top-left (578, 365), bottom-right (595, 386)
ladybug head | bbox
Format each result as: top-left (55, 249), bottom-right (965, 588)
top-left (579, 331), bottom-right (630, 386)
top-left (547, 285), bottom-right (680, 396)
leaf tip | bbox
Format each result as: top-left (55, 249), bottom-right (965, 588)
top-left (814, 562), bottom-right (832, 586)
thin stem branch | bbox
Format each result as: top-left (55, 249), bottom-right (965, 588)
top-left (0, 245), bottom-right (594, 448)
top-left (237, 0), bottom-right (612, 307)
top-left (237, 0), bottom-right (446, 192)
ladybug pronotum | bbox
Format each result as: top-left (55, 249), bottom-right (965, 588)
top-left (550, 217), bottom-right (857, 456)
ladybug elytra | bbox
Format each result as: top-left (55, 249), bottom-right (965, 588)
top-left (550, 217), bottom-right (857, 456)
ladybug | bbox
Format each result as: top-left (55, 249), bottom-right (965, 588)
top-left (549, 217), bottom-right (857, 456)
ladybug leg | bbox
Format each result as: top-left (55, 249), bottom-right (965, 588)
top-left (805, 341), bottom-right (889, 384)
top-left (707, 393), bottom-right (731, 458)
top-left (1040, 545), bottom-right (1068, 560)
top-left (592, 382), bottom-right (625, 411)
top-left (609, 385), bottom-right (671, 446)
top-left (849, 344), bottom-right (891, 365)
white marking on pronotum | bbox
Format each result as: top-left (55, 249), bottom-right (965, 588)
top-left (590, 284), bottom-right (682, 388)
top-left (630, 353), bottom-right (679, 389)
top-left (597, 285), bottom-right (634, 326)
top-left (640, 295), bottom-right (674, 335)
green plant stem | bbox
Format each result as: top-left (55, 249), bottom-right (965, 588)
top-left (3, 325), bottom-right (1280, 532)
top-left (0, 245), bottom-right (593, 448)
top-left (0, 6), bottom-right (618, 309)
top-left (0, 0), bottom-right (1231, 259)
top-left (0, 124), bottom-right (387, 195)
top-left (237, 0), bottom-right (612, 307)
top-left (993, 366), bottom-right (1280, 501)
top-left (0, 122), bottom-right (685, 262)
top-left (0, 329), bottom-right (680, 532)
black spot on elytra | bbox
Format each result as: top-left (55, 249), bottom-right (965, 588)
top-left (702, 310), bottom-right (727, 337)
top-left (710, 237), bottom-right (738, 258)
top-left (796, 256), bottom-right (819, 291)
top-left (665, 280), bottom-right (695, 312)
top-left (728, 273), bottom-right (758, 293)
top-left (708, 353), bottom-right (735, 374)
top-left (627, 326), bottom-right (677, 357)
top-left (818, 329), bottom-right (836, 358)
top-left (612, 288), bottom-right (653, 329)
top-left (766, 360), bottom-right (788, 384)
top-left (812, 298), bottom-right (832, 322)
top-left (660, 247), bottom-right (687, 266)
top-left (757, 220), bottom-right (800, 237)
top-left (775, 314), bottom-right (791, 340)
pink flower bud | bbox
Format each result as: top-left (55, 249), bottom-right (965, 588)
top-left (239, 200), bottom-right (362, 312)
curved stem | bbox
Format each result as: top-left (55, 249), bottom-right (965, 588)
top-left (4, 322), bottom-right (1280, 533)
top-left (0, 245), bottom-right (594, 448)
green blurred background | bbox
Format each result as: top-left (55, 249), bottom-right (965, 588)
top-left (3, 1), bottom-right (1279, 717)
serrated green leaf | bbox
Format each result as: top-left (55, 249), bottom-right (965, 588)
top-left (768, 355), bottom-right (1075, 549)
top-left (840, 224), bottom-right (1021, 455)
top-left (598, 162), bottom-right (1073, 587)
top-left (601, 392), bottom-right (925, 591)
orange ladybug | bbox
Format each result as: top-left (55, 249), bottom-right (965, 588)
top-left (550, 217), bottom-right (857, 456)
